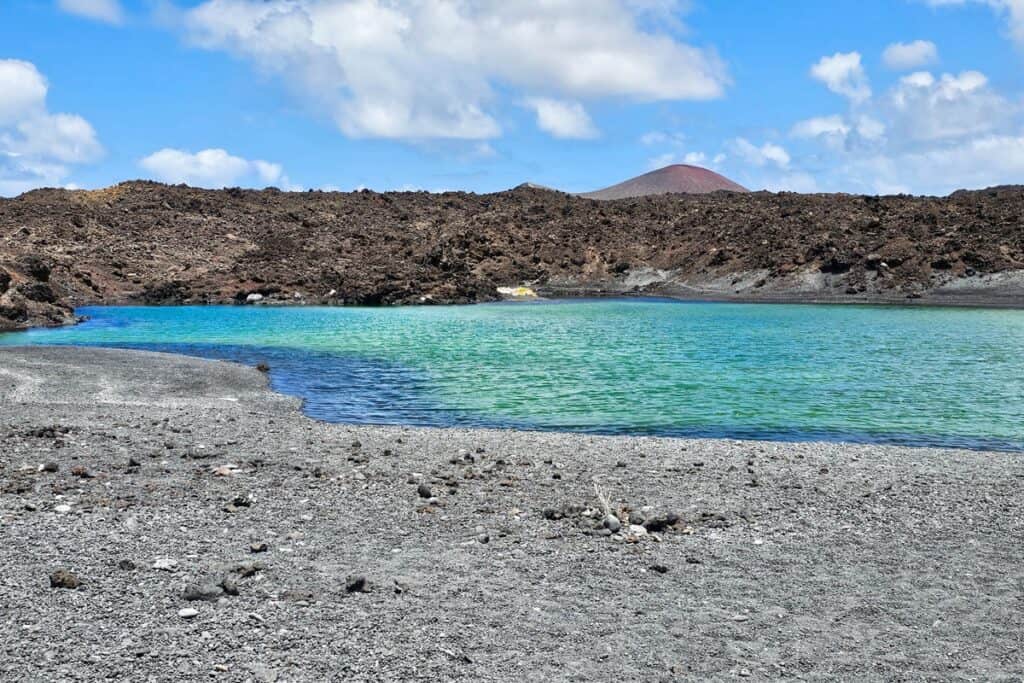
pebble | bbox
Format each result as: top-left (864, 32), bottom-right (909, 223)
top-left (250, 542), bottom-right (269, 553)
top-left (117, 559), bottom-right (137, 571)
top-left (183, 583), bottom-right (224, 602)
top-left (54, 504), bottom-right (72, 514)
top-left (41, 462), bottom-right (59, 473)
top-left (417, 483), bottom-right (432, 499)
top-left (602, 514), bottom-right (621, 532)
top-left (477, 533), bottom-right (490, 544)
top-left (152, 558), bottom-right (179, 571)
top-left (49, 569), bottom-right (80, 589)
top-left (70, 466), bottom-right (94, 479)
top-left (345, 575), bottom-right (370, 593)
top-left (178, 608), bottom-right (199, 619)
top-left (650, 564), bottom-right (669, 574)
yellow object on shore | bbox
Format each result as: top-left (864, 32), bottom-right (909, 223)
top-left (497, 286), bottom-right (538, 298)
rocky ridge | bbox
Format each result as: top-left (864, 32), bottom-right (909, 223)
top-left (1, 181), bottom-right (1023, 330)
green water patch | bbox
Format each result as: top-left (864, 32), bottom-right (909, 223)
top-left (2, 300), bottom-right (1022, 450)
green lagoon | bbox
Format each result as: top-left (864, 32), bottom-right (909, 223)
top-left (2, 299), bottom-right (1022, 450)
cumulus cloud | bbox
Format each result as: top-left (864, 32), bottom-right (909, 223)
top-left (885, 70), bottom-right (1016, 141)
top-left (646, 150), bottom-right (724, 170)
top-left (57, 0), bottom-right (125, 25)
top-left (640, 129), bottom-right (724, 169)
top-left (924, 0), bottom-right (1024, 46)
top-left (139, 147), bottom-right (296, 189)
top-left (730, 138), bottom-right (791, 168)
top-left (792, 49), bottom-right (1023, 195)
top-left (810, 52), bottom-right (871, 103)
top-left (791, 115), bottom-right (851, 142)
top-left (842, 133), bottom-right (1024, 194)
top-left (882, 40), bottom-right (939, 69)
top-left (0, 59), bottom-right (102, 196)
top-left (525, 98), bottom-right (599, 139)
top-left (178, 0), bottom-right (727, 141)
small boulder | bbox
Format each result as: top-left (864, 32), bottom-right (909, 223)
top-left (70, 466), bottom-right (94, 479)
top-left (182, 583), bottom-right (224, 602)
top-left (49, 569), bottom-right (80, 589)
top-left (643, 513), bottom-right (681, 533)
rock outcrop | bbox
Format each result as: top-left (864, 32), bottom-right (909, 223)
top-left (0, 181), bottom-right (1022, 330)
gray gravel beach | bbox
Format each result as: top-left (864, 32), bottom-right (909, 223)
top-left (1, 347), bottom-right (1022, 682)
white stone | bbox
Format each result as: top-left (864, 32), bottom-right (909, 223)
top-left (178, 608), bottom-right (198, 619)
top-left (246, 293), bottom-right (264, 303)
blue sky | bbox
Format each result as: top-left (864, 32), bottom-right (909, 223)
top-left (1, 0), bottom-right (1022, 196)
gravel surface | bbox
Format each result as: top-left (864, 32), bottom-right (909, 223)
top-left (1, 346), bottom-right (1022, 681)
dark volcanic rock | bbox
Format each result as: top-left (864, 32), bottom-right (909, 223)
top-left (0, 181), bottom-right (1021, 330)
top-left (49, 569), bottom-right (80, 589)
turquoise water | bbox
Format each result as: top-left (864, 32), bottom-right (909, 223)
top-left (2, 300), bottom-right (1023, 450)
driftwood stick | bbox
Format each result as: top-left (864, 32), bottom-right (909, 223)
top-left (593, 477), bottom-right (612, 518)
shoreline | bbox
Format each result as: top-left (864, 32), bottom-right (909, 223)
top-left (1, 346), bottom-right (1023, 680)
top-left (4, 284), bottom-right (1024, 337)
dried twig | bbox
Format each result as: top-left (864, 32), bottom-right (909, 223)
top-left (592, 477), bottom-right (612, 518)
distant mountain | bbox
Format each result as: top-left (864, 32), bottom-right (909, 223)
top-left (581, 164), bottom-right (748, 200)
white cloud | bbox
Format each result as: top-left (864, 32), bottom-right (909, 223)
top-left (0, 60), bottom-right (48, 125)
top-left (730, 138), bottom-right (791, 168)
top-left (640, 130), bottom-right (687, 147)
top-left (792, 115), bottom-right (851, 141)
top-left (786, 45), bottom-right (1024, 194)
top-left (179, 0), bottom-right (727, 141)
top-left (57, 0), bottom-right (125, 25)
top-left (790, 114), bottom-right (887, 150)
top-left (0, 60), bottom-right (102, 197)
top-left (856, 115), bottom-right (887, 141)
top-left (682, 151), bottom-right (708, 165)
top-left (886, 70), bottom-right (1016, 141)
top-left (924, 0), bottom-right (1024, 46)
top-left (525, 98), bottom-right (599, 139)
top-left (139, 148), bottom-right (297, 188)
top-left (647, 150), bottom-right (725, 170)
top-left (842, 133), bottom-right (1024, 194)
top-left (810, 52), bottom-right (871, 103)
top-left (882, 40), bottom-right (939, 69)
